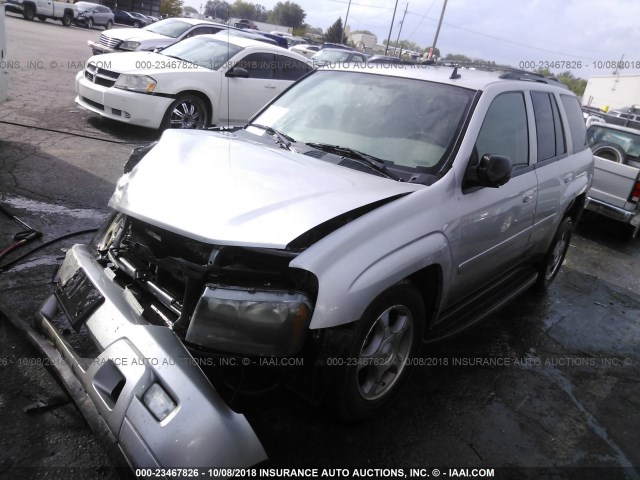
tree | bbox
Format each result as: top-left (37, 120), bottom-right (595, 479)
top-left (444, 53), bottom-right (472, 62)
top-left (229, 0), bottom-right (267, 21)
top-left (535, 68), bottom-right (587, 96)
top-left (324, 17), bottom-right (343, 44)
top-left (183, 5), bottom-right (198, 14)
top-left (268, 1), bottom-right (306, 29)
top-left (352, 29), bottom-right (375, 37)
top-left (204, 0), bottom-right (230, 19)
top-left (161, 0), bottom-right (184, 17)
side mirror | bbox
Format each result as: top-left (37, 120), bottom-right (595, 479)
top-left (225, 67), bottom-right (250, 78)
top-left (465, 153), bottom-right (512, 188)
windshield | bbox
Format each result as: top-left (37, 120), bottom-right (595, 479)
top-left (160, 37), bottom-right (243, 70)
top-left (251, 70), bottom-right (475, 172)
top-left (312, 50), bottom-right (352, 62)
top-left (144, 19), bottom-right (193, 38)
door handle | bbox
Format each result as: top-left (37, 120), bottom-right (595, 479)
top-left (522, 189), bottom-right (535, 204)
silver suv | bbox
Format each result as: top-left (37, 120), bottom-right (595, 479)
top-left (37, 65), bottom-right (593, 470)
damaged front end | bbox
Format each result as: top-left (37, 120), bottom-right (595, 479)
top-left (32, 208), bottom-right (329, 469)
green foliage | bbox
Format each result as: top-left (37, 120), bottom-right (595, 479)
top-left (535, 68), bottom-right (587, 96)
top-left (161, 0), bottom-right (184, 17)
top-left (268, 1), bottom-right (306, 29)
top-left (324, 17), bottom-right (343, 44)
top-left (183, 5), bottom-right (198, 14)
top-left (444, 53), bottom-right (473, 62)
top-left (204, 0), bottom-right (230, 20)
top-left (229, 0), bottom-right (268, 21)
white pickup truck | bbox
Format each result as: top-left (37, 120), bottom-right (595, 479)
top-left (586, 123), bottom-right (640, 238)
top-left (4, 0), bottom-right (77, 26)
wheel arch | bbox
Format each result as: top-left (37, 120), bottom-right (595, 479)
top-left (406, 263), bottom-right (443, 334)
top-left (171, 90), bottom-right (214, 124)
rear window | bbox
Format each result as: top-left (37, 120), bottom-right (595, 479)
top-left (560, 94), bottom-right (587, 150)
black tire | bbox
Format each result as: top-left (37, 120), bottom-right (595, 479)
top-left (535, 217), bottom-right (573, 291)
top-left (86, 18), bottom-right (93, 29)
top-left (23, 5), bottom-right (35, 20)
top-left (162, 95), bottom-right (209, 130)
top-left (62, 13), bottom-right (72, 26)
top-left (629, 223), bottom-right (640, 241)
top-left (592, 142), bottom-right (625, 163)
top-left (105, 20), bottom-right (113, 30)
top-left (133, 21), bottom-right (140, 28)
top-left (37, 15), bottom-right (46, 21)
top-left (332, 282), bottom-right (425, 421)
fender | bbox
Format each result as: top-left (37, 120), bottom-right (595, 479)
top-left (291, 190), bottom-right (453, 330)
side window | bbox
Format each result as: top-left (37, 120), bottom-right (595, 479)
top-left (560, 94), bottom-right (587, 149)
top-left (475, 92), bottom-right (529, 170)
top-left (531, 92), bottom-right (566, 160)
top-left (275, 55), bottom-right (311, 81)
top-left (236, 53), bottom-right (275, 79)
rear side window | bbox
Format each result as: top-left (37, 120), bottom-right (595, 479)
top-left (560, 94), bottom-right (587, 149)
top-left (531, 92), bottom-right (566, 160)
top-left (275, 55), bottom-right (312, 81)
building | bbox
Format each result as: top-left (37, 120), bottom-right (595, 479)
top-left (583, 74), bottom-right (640, 111)
top-left (0, 12), bottom-right (7, 103)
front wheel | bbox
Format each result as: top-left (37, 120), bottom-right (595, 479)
top-left (162, 95), bottom-right (209, 130)
top-left (332, 283), bottom-right (425, 420)
top-left (37, 15), bottom-right (46, 21)
top-left (535, 217), bottom-right (573, 291)
top-left (133, 21), bottom-right (140, 28)
top-left (86, 18), bottom-right (93, 29)
top-left (105, 20), bottom-right (113, 30)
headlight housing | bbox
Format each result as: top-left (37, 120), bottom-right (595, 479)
top-left (186, 286), bottom-right (312, 356)
top-left (120, 41), bottom-right (141, 51)
top-left (114, 73), bottom-right (156, 93)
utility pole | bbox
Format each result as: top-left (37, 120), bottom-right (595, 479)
top-left (385, 0), bottom-right (399, 56)
top-left (342, 0), bottom-right (352, 45)
top-left (431, 0), bottom-right (448, 58)
top-left (395, 3), bottom-right (408, 58)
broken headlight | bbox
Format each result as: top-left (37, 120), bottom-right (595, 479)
top-left (185, 286), bottom-right (312, 356)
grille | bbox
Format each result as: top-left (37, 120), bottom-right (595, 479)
top-left (85, 62), bottom-right (120, 88)
top-left (99, 33), bottom-right (122, 49)
top-left (81, 96), bottom-right (104, 111)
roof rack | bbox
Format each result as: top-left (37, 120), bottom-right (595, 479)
top-left (436, 61), bottom-right (569, 89)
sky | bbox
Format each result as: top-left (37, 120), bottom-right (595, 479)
top-left (183, 0), bottom-right (640, 79)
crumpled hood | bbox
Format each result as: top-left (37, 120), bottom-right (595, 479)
top-left (110, 130), bottom-right (421, 248)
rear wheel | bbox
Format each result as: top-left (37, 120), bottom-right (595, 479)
top-left (162, 94), bottom-right (209, 130)
top-left (62, 13), bottom-right (72, 26)
top-left (23, 5), bottom-right (35, 20)
top-left (332, 283), bottom-right (425, 420)
top-left (535, 217), bottom-right (573, 291)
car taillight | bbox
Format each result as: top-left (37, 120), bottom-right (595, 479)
top-left (630, 177), bottom-right (640, 203)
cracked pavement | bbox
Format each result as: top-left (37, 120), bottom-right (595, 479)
top-left (1, 13), bottom-right (639, 480)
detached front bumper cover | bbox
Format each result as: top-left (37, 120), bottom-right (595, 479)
top-left (34, 244), bottom-right (267, 470)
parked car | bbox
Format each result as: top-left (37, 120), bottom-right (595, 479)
top-left (87, 17), bottom-right (230, 55)
top-left (311, 47), bottom-right (368, 66)
top-left (585, 122), bottom-right (640, 238)
top-left (47, 65), bottom-right (592, 471)
top-left (289, 43), bottom-right (319, 58)
top-left (113, 9), bottom-right (147, 28)
top-left (75, 35), bottom-right (313, 129)
top-left (74, 1), bottom-right (114, 30)
top-left (128, 11), bottom-right (151, 27)
top-left (4, 0), bottom-right (77, 26)
top-left (213, 28), bottom-right (278, 46)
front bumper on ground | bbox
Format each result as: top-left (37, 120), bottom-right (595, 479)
top-left (75, 71), bottom-right (171, 129)
top-left (34, 244), bottom-right (266, 470)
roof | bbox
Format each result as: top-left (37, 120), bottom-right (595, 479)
top-left (160, 17), bottom-right (228, 27)
top-left (319, 63), bottom-right (573, 93)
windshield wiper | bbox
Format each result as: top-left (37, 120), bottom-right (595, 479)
top-left (249, 124), bottom-right (295, 151)
top-left (305, 142), bottom-right (401, 180)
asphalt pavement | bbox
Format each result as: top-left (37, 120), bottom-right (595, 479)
top-left (1, 13), bottom-right (639, 480)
